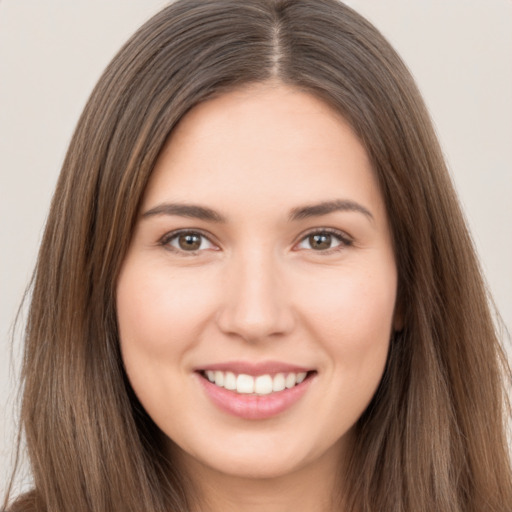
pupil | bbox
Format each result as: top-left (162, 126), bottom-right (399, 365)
top-left (179, 234), bottom-right (201, 250)
top-left (310, 233), bottom-right (331, 250)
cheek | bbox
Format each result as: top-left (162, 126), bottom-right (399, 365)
top-left (304, 265), bottom-right (396, 338)
top-left (115, 260), bottom-right (220, 428)
top-left (116, 262), bottom-right (218, 358)
top-left (298, 261), bottom-right (396, 386)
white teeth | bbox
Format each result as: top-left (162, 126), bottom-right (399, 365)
top-left (296, 372), bottom-right (307, 384)
top-left (254, 374), bottom-right (273, 395)
top-left (236, 374), bottom-right (254, 394)
top-left (285, 373), bottom-right (297, 389)
top-left (224, 371), bottom-right (236, 390)
top-left (273, 373), bottom-right (286, 392)
top-left (203, 370), bottom-right (310, 395)
top-left (214, 371), bottom-right (224, 387)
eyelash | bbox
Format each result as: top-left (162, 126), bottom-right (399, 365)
top-left (159, 228), bottom-right (353, 255)
top-left (296, 228), bottom-right (353, 254)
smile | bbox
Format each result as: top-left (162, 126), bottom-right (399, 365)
top-left (196, 364), bottom-right (317, 420)
top-left (201, 370), bottom-right (309, 395)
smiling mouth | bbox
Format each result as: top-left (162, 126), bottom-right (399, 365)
top-left (198, 370), bottom-right (316, 396)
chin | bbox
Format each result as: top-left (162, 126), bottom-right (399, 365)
top-left (167, 427), bottom-right (346, 484)
top-left (195, 450), bottom-right (309, 481)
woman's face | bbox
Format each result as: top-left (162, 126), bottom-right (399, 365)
top-left (117, 83), bottom-right (399, 481)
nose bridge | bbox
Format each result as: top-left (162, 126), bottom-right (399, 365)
top-left (217, 245), bottom-right (293, 342)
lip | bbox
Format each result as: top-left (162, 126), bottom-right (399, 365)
top-left (197, 360), bottom-right (313, 376)
top-left (195, 363), bottom-right (316, 420)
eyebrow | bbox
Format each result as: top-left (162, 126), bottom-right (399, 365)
top-left (289, 199), bottom-right (373, 222)
top-left (142, 198), bottom-right (373, 223)
top-left (142, 203), bottom-right (227, 222)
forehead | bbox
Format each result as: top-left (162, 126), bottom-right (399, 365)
top-left (142, 82), bottom-right (386, 224)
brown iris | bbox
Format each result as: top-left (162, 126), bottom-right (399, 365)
top-left (309, 233), bottom-right (332, 250)
top-left (178, 233), bottom-right (202, 251)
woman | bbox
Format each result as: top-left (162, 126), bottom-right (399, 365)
top-left (4, 0), bottom-right (511, 510)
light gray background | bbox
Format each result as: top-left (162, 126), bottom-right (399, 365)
top-left (1, 0), bottom-right (511, 494)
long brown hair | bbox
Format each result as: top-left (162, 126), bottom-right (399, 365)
top-left (5, 0), bottom-right (511, 510)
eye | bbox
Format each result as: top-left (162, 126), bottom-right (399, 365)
top-left (161, 230), bottom-right (216, 253)
top-left (295, 229), bottom-right (352, 252)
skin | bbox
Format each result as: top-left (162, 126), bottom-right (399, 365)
top-left (116, 82), bottom-right (399, 511)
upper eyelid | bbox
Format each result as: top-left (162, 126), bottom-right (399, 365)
top-left (160, 228), bottom-right (215, 242)
top-left (295, 227), bottom-right (353, 244)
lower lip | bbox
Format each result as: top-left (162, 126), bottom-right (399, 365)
top-left (197, 373), bottom-right (314, 420)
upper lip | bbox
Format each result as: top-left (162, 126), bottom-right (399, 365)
top-left (196, 360), bottom-right (314, 376)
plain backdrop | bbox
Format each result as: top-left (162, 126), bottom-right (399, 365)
top-left (1, 0), bottom-right (511, 494)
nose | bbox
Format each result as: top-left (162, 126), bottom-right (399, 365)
top-left (216, 249), bottom-right (295, 343)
